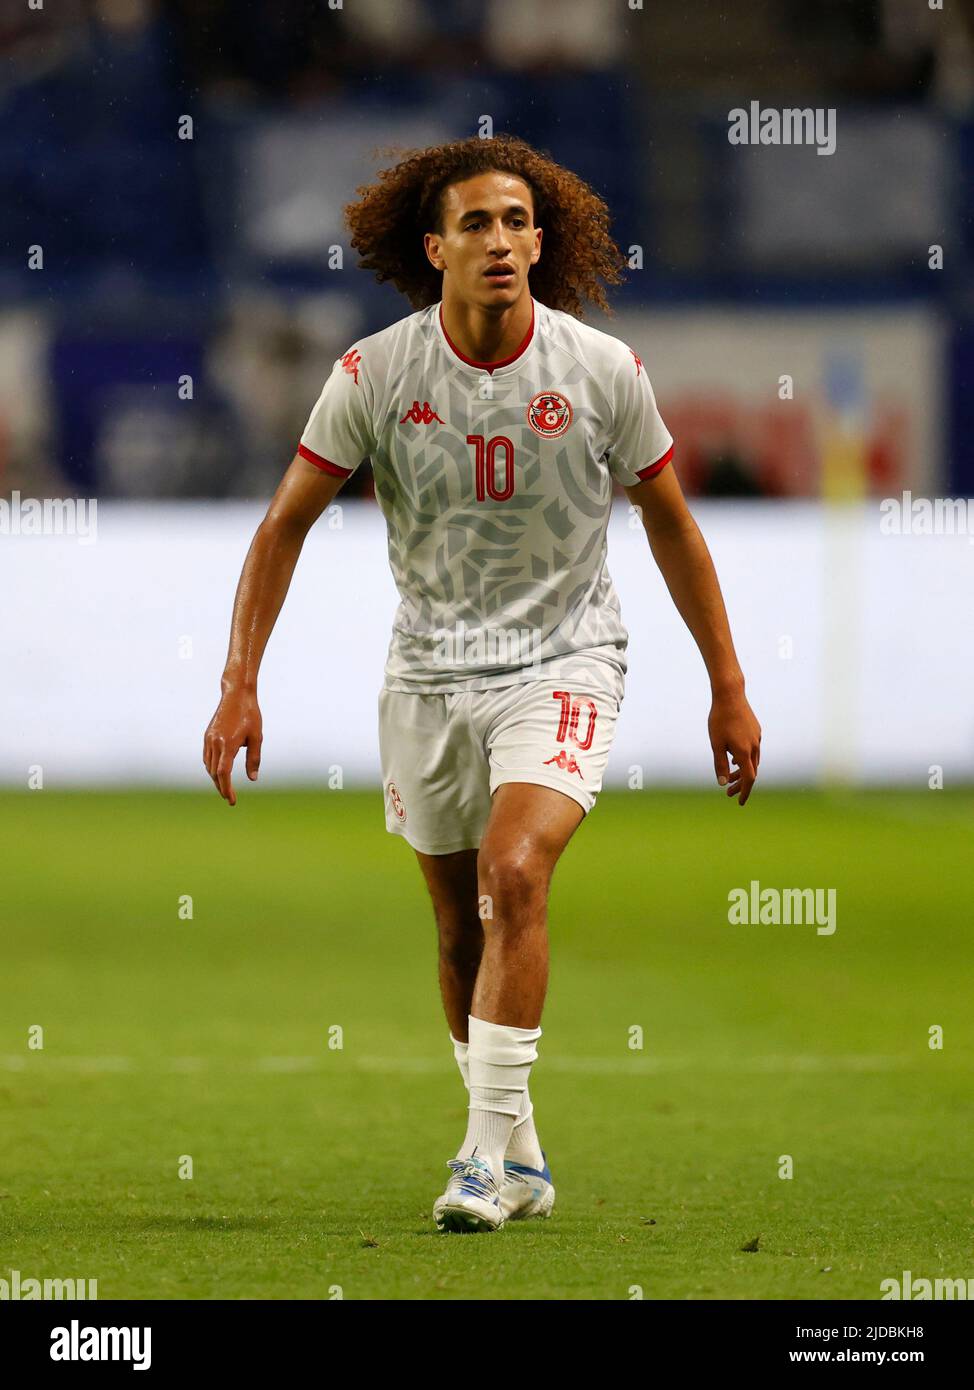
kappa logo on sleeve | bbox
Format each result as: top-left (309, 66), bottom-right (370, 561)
top-left (341, 349), bottom-right (362, 385)
top-left (629, 347), bottom-right (643, 376)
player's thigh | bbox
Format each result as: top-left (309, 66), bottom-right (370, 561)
top-left (414, 847), bottom-right (481, 931)
top-left (479, 781), bottom-right (585, 884)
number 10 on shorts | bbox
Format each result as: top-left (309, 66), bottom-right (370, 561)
top-left (552, 691), bottom-right (597, 751)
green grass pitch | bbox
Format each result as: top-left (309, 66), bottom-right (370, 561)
top-left (1, 787), bottom-right (970, 1300)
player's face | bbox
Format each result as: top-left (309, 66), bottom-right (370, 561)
top-left (426, 172), bottom-right (541, 308)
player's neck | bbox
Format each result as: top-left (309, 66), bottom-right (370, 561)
top-left (439, 289), bottom-right (533, 367)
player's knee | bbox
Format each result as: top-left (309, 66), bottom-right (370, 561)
top-left (478, 848), bottom-right (548, 921)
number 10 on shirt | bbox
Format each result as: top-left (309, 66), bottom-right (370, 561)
top-left (467, 433), bottom-right (516, 501)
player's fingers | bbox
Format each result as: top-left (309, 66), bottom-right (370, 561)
top-left (219, 769), bottom-right (237, 807)
top-left (713, 745), bottom-right (730, 787)
top-left (725, 751), bottom-right (743, 783)
top-left (203, 733), bottom-right (219, 788)
top-left (207, 748), bottom-right (224, 793)
top-left (734, 753), bottom-right (756, 805)
top-left (214, 741), bottom-right (238, 806)
top-left (245, 733), bottom-right (262, 781)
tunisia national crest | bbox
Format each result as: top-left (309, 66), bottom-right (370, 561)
top-left (527, 390), bottom-right (573, 438)
top-left (387, 781), bottom-right (406, 822)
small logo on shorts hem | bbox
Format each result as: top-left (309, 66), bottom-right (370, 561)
top-left (388, 781), bottom-right (407, 822)
top-left (543, 750), bottom-right (583, 777)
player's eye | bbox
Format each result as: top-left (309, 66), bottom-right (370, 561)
top-left (464, 218), bottom-right (525, 231)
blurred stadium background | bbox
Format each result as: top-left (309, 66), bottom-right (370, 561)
top-left (1, 0), bottom-right (972, 787)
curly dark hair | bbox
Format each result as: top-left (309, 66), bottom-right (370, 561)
top-left (344, 134), bottom-right (628, 319)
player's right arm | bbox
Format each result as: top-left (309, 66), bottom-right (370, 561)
top-left (203, 454), bottom-right (346, 806)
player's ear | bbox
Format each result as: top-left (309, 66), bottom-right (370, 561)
top-left (424, 231), bottom-right (445, 271)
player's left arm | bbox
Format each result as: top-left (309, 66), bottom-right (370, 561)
top-left (624, 466), bottom-right (761, 805)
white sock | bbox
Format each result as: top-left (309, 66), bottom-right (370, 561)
top-left (456, 1016), bottom-right (542, 1182)
top-left (451, 1033), bottom-right (470, 1089)
top-left (451, 1030), bottom-right (545, 1170)
top-left (505, 1098), bottom-right (545, 1171)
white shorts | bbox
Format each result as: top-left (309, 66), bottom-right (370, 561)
top-left (378, 669), bottom-right (624, 855)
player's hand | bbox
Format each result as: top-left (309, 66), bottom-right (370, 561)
top-left (203, 686), bottom-right (263, 807)
top-left (708, 689), bottom-right (761, 806)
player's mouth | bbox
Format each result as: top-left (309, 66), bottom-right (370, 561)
top-left (483, 265), bottom-right (516, 285)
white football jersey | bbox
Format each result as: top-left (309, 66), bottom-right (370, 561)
top-left (299, 295), bottom-right (673, 692)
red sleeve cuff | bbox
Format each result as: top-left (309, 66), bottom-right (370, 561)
top-left (635, 443), bottom-right (674, 481)
top-left (298, 442), bottom-right (354, 477)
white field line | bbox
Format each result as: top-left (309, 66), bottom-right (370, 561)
top-left (1, 1053), bottom-right (911, 1076)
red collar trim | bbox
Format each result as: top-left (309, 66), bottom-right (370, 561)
top-left (438, 298), bottom-right (535, 373)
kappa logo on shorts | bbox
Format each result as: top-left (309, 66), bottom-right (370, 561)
top-left (527, 390), bottom-right (573, 439)
top-left (543, 749), bottom-right (583, 777)
top-left (387, 781), bottom-right (407, 822)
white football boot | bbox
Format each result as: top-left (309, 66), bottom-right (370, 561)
top-left (499, 1154), bottom-right (556, 1222)
top-left (433, 1155), bottom-right (505, 1233)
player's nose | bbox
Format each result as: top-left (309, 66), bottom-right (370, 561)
top-left (486, 221), bottom-right (512, 253)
